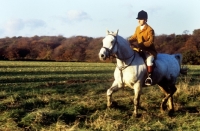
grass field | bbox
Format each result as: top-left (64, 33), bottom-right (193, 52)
top-left (0, 61), bottom-right (199, 131)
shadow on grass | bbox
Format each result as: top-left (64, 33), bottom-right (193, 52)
top-left (177, 106), bottom-right (199, 114)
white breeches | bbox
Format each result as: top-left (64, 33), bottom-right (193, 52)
top-left (146, 55), bottom-right (154, 66)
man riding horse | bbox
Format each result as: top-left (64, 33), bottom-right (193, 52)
top-left (128, 10), bottom-right (157, 86)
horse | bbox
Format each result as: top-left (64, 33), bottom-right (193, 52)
top-left (98, 30), bottom-right (186, 117)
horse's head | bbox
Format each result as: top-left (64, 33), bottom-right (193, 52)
top-left (99, 30), bottom-right (119, 61)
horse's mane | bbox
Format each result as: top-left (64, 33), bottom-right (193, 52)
top-left (113, 34), bottom-right (135, 59)
top-left (116, 35), bottom-right (129, 45)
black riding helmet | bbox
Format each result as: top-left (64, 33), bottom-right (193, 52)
top-left (136, 10), bottom-right (148, 19)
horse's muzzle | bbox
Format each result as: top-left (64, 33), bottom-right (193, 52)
top-left (99, 48), bottom-right (108, 61)
top-left (101, 54), bottom-right (105, 58)
top-left (99, 53), bottom-right (106, 61)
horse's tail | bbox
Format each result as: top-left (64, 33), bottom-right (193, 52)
top-left (174, 54), bottom-right (188, 75)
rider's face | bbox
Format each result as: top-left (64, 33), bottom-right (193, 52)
top-left (138, 19), bottom-right (146, 26)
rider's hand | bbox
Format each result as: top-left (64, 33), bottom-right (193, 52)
top-left (138, 42), bottom-right (146, 49)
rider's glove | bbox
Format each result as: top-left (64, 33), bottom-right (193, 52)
top-left (138, 42), bottom-right (146, 49)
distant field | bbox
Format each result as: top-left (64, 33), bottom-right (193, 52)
top-left (0, 61), bottom-right (199, 130)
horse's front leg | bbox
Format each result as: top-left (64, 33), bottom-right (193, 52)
top-left (107, 81), bottom-right (119, 107)
top-left (133, 82), bottom-right (142, 117)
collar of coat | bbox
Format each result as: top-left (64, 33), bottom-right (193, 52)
top-left (139, 24), bottom-right (149, 32)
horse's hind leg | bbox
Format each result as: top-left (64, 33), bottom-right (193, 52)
top-left (168, 84), bottom-right (177, 113)
top-left (107, 81), bottom-right (119, 107)
top-left (158, 83), bottom-right (177, 113)
top-left (158, 85), bottom-right (168, 111)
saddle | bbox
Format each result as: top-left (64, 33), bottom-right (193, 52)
top-left (133, 48), bottom-right (146, 61)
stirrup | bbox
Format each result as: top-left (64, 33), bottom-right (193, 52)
top-left (145, 76), bottom-right (152, 86)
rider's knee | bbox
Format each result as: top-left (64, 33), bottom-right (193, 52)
top-left (146, 55), bottom-right (154, 66)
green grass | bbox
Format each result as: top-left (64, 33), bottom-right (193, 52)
top-left (0, 61), bottom-right (199, 131)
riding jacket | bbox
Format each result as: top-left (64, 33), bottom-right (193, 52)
top-left (128, 24), bottom-right (157, 57)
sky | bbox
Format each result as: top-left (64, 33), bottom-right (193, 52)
top-left (0, 0), bottom-right (200, 38)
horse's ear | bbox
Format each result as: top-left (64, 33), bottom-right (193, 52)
top-left (106, 30), bottom-right (110, 35)
top-left (113, 29), bottom-right (119, 36)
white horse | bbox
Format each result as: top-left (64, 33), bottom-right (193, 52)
top-left (99, 30), bottom-right (185, 117)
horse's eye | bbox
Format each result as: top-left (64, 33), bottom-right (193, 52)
top-left (111, 40), bottom-right (114, 44)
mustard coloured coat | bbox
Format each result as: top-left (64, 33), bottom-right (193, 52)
top-left (128, 24), bottom-right (157, 57)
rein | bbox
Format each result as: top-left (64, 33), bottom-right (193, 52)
top-left (102, 35), bottom-right (136, 87)
top-left (117, 52), bottom-right (135, 88)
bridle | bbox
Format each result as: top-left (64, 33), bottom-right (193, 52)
top-left (101, 34), bottom-right (118, 59)
top-left (102, 34), bottom-right (135, 65)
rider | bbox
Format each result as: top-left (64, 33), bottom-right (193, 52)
top-left (128, 10), bottom-right (157, 86)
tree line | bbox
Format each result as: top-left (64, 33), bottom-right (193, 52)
top-left (0, 29), bottom-right (200, 64)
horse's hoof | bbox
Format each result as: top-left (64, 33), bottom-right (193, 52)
top-left (107, 101), bottom-right (118, 108)
top-left (168, 109), bottom-right (175, 117)
top-left (133, 113), bottom-right (141, 118)
top-left (112, 101), bottom-right (118, 107)
top-left (107, 106), bottom-right (111, 110)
